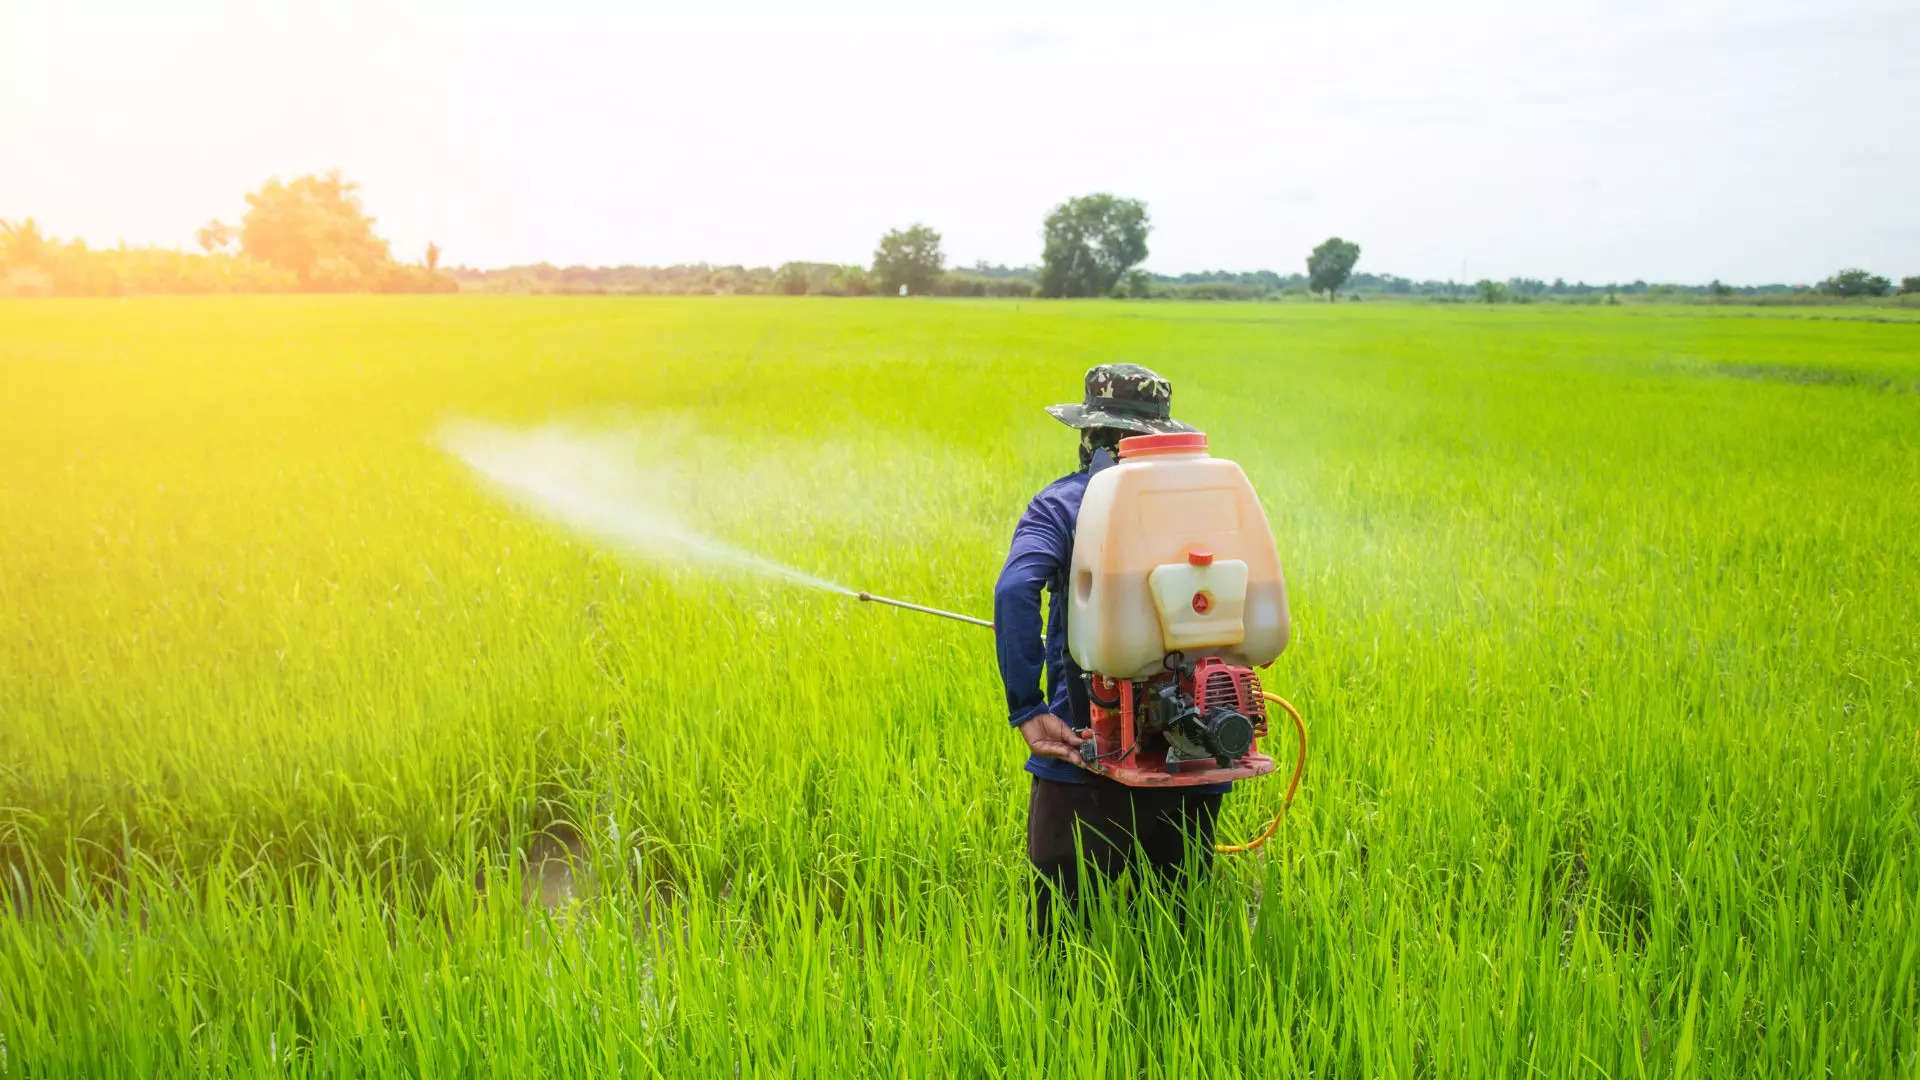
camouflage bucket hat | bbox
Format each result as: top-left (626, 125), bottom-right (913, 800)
top-left (1045, 363), bottom-right (1196, 435)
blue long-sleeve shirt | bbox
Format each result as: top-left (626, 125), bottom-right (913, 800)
top-left (993, 467), bottom-right (1096, 784)
top-left (992, 456), bottom-right (1232, 793)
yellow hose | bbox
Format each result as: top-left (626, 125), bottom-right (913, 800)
top-left (1214, 691), bottom-right (1308, 854)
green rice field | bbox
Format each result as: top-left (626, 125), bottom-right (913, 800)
top-left (2, 296), bottom-right (1916, 1075)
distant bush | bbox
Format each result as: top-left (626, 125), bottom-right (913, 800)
top-left (1117, 270), bottom-right (1151, 299)
top-left (771, 261), bottom-right (870, 297)
top-left (775, 263), bottom-right (811, 295)
top-left (449, 261), bottom-right (899, 297)
top-left (933, 273), bottom-right (1033, 298)
top-left (1156, 281), bottom-right (1269, 301)
top-left (1899, 275), bottom-right (1920, 295)
top-left (378, 264), bottom-right (459, 294)
top-left (0, 237), bottom-right (311, 297)
top-left (307, 256), bottom-right (365, 293)
top-left (933, 274), bottom-right (987, 298)
top-left (1818, 268), bottom-right (1892, 298)
top-left (828, 266), bottom-right (871, 297)
top-left (1, 264), bottom-right (53, 297)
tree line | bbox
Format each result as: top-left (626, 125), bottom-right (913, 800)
top-left (5, 173), bottom-right (1914, 302)
top-left (0, 172), bottom-right (455, 297)
top-left (450, 196), bottom-right (1920, 305)
top-left (454, 197), bottom-right (1373, 301)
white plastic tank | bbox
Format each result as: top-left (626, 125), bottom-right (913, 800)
top-left (1068, 432), bottom-right (1290, 680)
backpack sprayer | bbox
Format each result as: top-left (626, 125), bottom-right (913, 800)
top-left (858, 431), bottom-right (1307, 854)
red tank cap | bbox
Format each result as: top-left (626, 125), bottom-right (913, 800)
top-left (1187, 549), bottom-right (1215, 567)
top-left (1117, 432), bottom-right (1208, 459)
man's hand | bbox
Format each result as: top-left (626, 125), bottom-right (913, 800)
top-left (1018, 712), bottom-right (1089, 763)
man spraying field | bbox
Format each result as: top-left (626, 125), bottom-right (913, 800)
top-left (993, 364), bottom-right (1293, 931)
top-left (449, 361), bottom-right (1306, 938)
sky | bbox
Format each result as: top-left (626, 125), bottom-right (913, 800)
top-left (3, 0), bottom-right (1915, 284)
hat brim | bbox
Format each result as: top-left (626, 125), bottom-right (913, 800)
top-left (1045, 403), bottom-right (1196, 435)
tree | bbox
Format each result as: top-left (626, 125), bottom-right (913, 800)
top-left (195, 220), bottom-right (235, 254)
top-left (1817, 268), bottom-right (1891, 298)
top-left (0, 218), bottom-right (47, 266)
top-left (1307, 237), bottom-right (1361, 300)
top-left (1476, 279), bottom-right (1506, 304)
top-left (425, 241), bottom-right (441, 273)
top-left (1898, 276), bottom-right (1920, 295)
top-left (240, 171), bottom-right (392, 285)
top-left (872, 224), bottom-right (944, 296)
top-left (1037, 194), bottom-right (1149, 298)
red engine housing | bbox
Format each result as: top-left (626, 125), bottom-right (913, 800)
top-left (1078, 658), bottom-right (1277, 786)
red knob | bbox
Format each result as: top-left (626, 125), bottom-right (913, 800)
top-left (1192, 591), bottom-right (1212, 614)
top-left (1188, 549), bottom-right (1214, 567)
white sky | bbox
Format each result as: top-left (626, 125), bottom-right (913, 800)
top-left (3, 0), bottom-right (1914, 284)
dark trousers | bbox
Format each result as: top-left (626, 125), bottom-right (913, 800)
top-left (1026, 776), bottom-right (1223, 934)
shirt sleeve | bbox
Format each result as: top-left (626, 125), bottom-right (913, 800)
top-left (993, 489), bottom-right (1071, 727)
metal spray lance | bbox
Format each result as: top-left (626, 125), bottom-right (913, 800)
top-left (854, 591), bottom-right (994, 629)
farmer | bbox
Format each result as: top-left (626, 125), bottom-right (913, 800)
top-left (993, 363), bottom-right (1227, 933)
